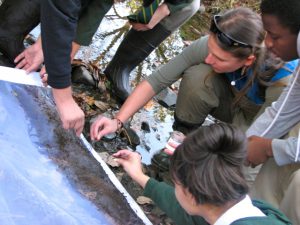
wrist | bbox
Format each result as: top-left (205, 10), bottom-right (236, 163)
top-left (133, 173), bottom-right (150, 189)
top-left (113, 117), bottom-right (124, 132)
top-left (264, 139), bottom-right (273, 157)
top-left (52, 87), bottom-right (73, 105)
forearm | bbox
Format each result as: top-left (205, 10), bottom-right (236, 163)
top-left (52, 87), bottom-right (74, 106)
top-left (146, 4), bottom-right (170, 29)
top-left (133, 173), bottom-right (150, 189)
top-left (115, 80), bottom-right (155, 123)
top-left (147, 36), bottom-right (209, 93)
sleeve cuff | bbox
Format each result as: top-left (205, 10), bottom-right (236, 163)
top-left (272, 138), bottom-right (298, 166)
top-left (143, 178), bottom-right (159, 197)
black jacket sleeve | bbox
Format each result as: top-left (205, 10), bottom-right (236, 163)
top-left (40, 0), bottom-right (82, 89)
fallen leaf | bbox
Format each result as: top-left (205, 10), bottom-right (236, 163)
top-left (98, 152), bottom-right (109, 162)
top-left (94, 100), bottom-right (110, 111)
top-left (136, 196), bottom-right (153, 205)
top-left (106, 155), bottom-right (120, 167)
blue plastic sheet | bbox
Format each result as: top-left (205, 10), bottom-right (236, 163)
top-left (0, 80), bottom-right (147, 225)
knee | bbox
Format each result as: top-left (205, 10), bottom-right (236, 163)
top-left (183, 0), bottom-right (201, 15)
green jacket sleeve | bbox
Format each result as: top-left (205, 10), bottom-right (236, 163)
top-left (75, 0), bottom-right (113, 46)
top-left (146, 35), bottom-right (210, 94)
top-left (143, 178), bottom-right (208, 225)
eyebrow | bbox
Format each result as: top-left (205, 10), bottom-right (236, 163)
top-left (208, 38), bottom-right (228, 61)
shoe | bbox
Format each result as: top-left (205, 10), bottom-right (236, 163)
top-left (104, 23), bottom-right (171, 103)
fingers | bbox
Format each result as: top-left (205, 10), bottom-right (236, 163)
top-left (14, 51), bottom-right (25, 64)
top-left (61, 117), bottom-right (84, 137)
top-left (40, 67), bottom-right (48, 86)
top-left (90, 118), bottom-right (104, 140)
top-left (25, 63), bottom-right (39, 74)
top-left (40, 66), bottom-right (46, 75)
top-left (15, 58), bottom-right (27, 69)
top-left (90, 117), bottom-right (116, 141)
top-left (74, 117), bottom-right (85, 136)
top-left (113, 150), bottom-right (131, 159)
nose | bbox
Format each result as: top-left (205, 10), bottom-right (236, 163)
top-left (205, 53), bottom-right (214, 65)
top-left (264, 33), bottom-right (273, 50)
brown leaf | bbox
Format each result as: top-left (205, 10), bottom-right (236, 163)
top-left (136, 196), bottom-right (153, 205)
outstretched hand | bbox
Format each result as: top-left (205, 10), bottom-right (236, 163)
top-left (14, 40), bottom-right (44, 73)
top-left (90, 116), bottom-right (119, 141)
top-left (113, 150), bottom-right (149, 188)
top-left (130, 22), bottom-right (153, 31)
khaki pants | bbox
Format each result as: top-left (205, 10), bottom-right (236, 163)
top-left (250, 123), bottom-right (300, 224)
top-left (250, 159), bottom-right (300, 224)
top-left (175, 63), bottom-right (260, 132)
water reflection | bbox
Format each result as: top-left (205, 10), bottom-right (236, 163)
top-left (76, 3), bottom-right (185, 163)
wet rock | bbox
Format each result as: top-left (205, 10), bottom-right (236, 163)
top-left (155, 87), bottom-right (177, 109)
top-left (144, 144), bottom-right (151, 152)
top-left (151, 126), bottom-right (158, 132)
top-left (72, 66), bottom-right (95, 86)
top-left (155, 133), bottom-right (161, 141)
top-left (121, 125), bottom-right (140, 147)
top-left (141, 121), bottom-right (150, 132)
top-left (136, 196), bottom-right (153, 205)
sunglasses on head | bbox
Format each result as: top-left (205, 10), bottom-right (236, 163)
top-left (210, 15), bottom-right (252, 48)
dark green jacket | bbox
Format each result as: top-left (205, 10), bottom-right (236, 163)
top-left (143, 178), bottom-right (292, 225)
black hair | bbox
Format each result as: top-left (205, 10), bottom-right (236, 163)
top-left (260, 0), bottom-right (300, 34)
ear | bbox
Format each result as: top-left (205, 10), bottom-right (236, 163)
top-left (244, 54), bottom-right (256, 67)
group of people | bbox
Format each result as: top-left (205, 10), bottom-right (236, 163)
top-left (1, 0), bottom-right (300, 224)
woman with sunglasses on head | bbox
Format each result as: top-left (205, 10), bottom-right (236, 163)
top-left (113, 123), bottom-right (291, 225)
top-left (90, 8), bottom-right (297, 152)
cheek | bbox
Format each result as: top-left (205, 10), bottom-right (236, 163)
top-left (214, 62), bottom-right (237, 73)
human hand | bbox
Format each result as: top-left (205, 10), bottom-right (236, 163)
top-left (113, 150), bottom-right (149, 188)
top-left (14, 40), bottom-right (44, 73)
top-left (130, 3), bottom-right (170, 31)
top-left (39, 66), bottom-right (48, 87)
top-left (90, 116), bottom-right (120, 141)
top-left (245, 136), bottom-right (273, 167)
top-left (130, 22), bottom-right (153, 31)
top-left (53, 87), bottom-right (85, 136)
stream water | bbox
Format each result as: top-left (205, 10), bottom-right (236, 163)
top-left (75, 4), bottom-right (186, 164)
top-left (26, 3), bottom-right (212, 165)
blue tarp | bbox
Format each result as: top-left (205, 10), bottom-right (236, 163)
top-left (0, 78), bottom-right (148, 225)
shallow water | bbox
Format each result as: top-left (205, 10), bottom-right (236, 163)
top-left (74, 4), bottom-right (185, 164)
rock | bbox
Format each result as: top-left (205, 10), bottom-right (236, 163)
top-left (136, 196), bottom-right (153, 205)
top-left (72, 66), bottom-right (95, 86)
top-left (155, 88), bottom-right (177, 109)
top-left (141, 121), bottom-right (150, 132)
